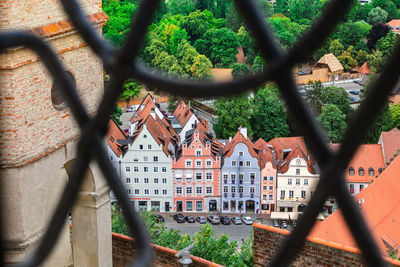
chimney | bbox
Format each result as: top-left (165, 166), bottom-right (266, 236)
top-left (239, 127), bottom-right (247, 139)
top-left (150, 107), bottom-right (156, 119)
top-left (229, 136), bottom-right (232, 142)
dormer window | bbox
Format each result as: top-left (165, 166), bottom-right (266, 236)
top-left (368, 168), bottom-right (374, 176)
top-left (239, 151), bottom-right (244, 156)
top-left (349, 167), bottom-right (355, 176)
top-left (359, 167), bottom-right (364, 176)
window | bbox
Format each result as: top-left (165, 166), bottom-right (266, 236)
top-left (126, 178), bottom-right (131, 184)
top-left (127, 189), bottom-right (131, 194)
top-left (134, 156), bottom-right (138, 162)
top-left (154, 167), bottom-right (158, 172)
top-left (162, 167), bottom-right (167, 172)
top-left (176, 187), bottom-right (182, 195)
top-left (134, 167), bottom-right (139, 172)
top-left (263, 195), bottom-right (267, 200)
top-left (186, 187), bottom-right (192, 194)
top-left (239, 151), bottom-right (244, 156)
top-left (280, 207), bottom-right (285, 212)
top-left (246, 161), bottom-right (251, 166)
top-left (269, 186), bottom-right (273, 190)
top-left (196, 201), bottom-right (202, 211)
top-left (196, 150), bottom-right (202, 156)
top-left (263, 176), bottom-right (267, 181)
top-left (134, 189), bottom-right (139, 194)
top-left (231, 173), bottom-right (236, 179)
top-left (163, 190), bottom-right (167, 195)
top-left (148, 145), bottom-right (152, 149)
top-left (359, 167), bottom-right (365, 176)
top-left (231, 186), bottom-right (236, 193)
top-left (196, 172), bottom-right (202, 180)
top-left (250, 187), bottom-right (255, 194)
top-left (239, 161), bottom-right (244, 166)
top-left (144, 178), bottom-right (149, 184)
top-left (144, 167), bottom-right (148, 172)
top-left (350, 184), bottom-right (354, 194)
top-left (349, 167), bottom-right (355, 176)
top-left (301, 190), bottom-right (306, 198)
top-left (304, 179), bottom-right (309, 185)
top-left (288, 178), bottom-right (292, 185)
top-left (369, 168), bottom-right (374, 176)
top-left (154, 178), bottom-right (158, 183)
top-left (296, 179), bottom-right (300, 185)
top-left (263, 186), bottom-right (267, 190)
top-left (176, 173), bottom-right (182, 181)
top-left (144, 189), bottom-right (149, 195)
top-left (378, 168), bottom-right (383, 174)
top-left (360, 184), bottom-right (364, 191)
top-left (289, 190), bottom-right (294, 198)
top-left (196, 160), bottom-right (202, 167)
top-left (250, 173), bottom-right (255, 180)
top-left (223, 173), bottom-right (228, 180)
top-left (231, 161), bottom-right (237, 166)
top-left (223, 186), bottom-right (228, 193)
top-left (281, 190), bottom-right (285, 198)
top-left (239, 186), bottom-right (243, 193)
top-left (196, 187), bottom-right (202, 194)
top-left (206, 172), bottom-right (212, 180)
top-left (206, 160), bottom-right (212, 167)
top-left (239, 174), bottom-right (244, 180)
top-left (126, 166), bottom-right (131, 172)
top-left (143, 156), bottom-right (148, 162)
top-left (223, 202), bottom-right (229, 210)
top-left (186, 201), bottom-right (193, 211)
top-left (153, 156), bottom-right (158, 162)
top-left (269, 195), bottom-right (273, 200)
top-left (154, 189), bottom-right (159, 195)
top-left (296, 168), bottom-right (300, 175)
top-left (270, 176), bottom-right (274, 181)
top-left (186, 160), bottom-right (192, 167)
top-left (134, 178), bottom-right (139, 184)
top-left (288, 207), bottom-right (293, 212)
top-left (139, 145), bottom-right (143, 150)
top-left (162, 178), bottom-right (167, 184)
top-left (206, 187), bottom-right (212, 194)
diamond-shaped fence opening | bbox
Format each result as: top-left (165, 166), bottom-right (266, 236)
top-left (1, 0), bottom-right (400, 266)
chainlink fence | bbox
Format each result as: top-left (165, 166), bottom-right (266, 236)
top-left (1, 0), bottom-right (400, 266)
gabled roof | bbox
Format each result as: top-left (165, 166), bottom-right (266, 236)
top-left (268, 137), bottom-right (310, 162)
top-left (314, 53), bottom-right (344, 73)
top-left (254, 138), bottom-right (269, 150)
top-left (223, 129), bottom-right (261, 167)
top-left (254, 138), bottom-right (275, 169)
top-left (330, 144), bottom-right (384, 183)
top-left (172, 100), bottom-right (194, 127)
top-left (310, 156), bottom-right (400, 257)
top-left (129, 93), bottom-right (157, 125)
top-left (107, 119), bottom-right (127, 157)
top-left (379, 128), bottom-right (400, 165)
top-left (358, 62), bottom-right (370, 75)
top-left (279, 144), bottom-right (315, 174)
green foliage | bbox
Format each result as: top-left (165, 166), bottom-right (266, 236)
top-left (120, 79), bottom-right (141, 108)
top-left (154, 19), bottom-right (188, 55)
top-left (390, 103), bottom-right (400, 129)
top-left (387, 248), bottom-right (400, 260)
top-left (237, 26), bottom-right (257, 64)
top-left (356, 49), bottom-right (369, 65)
top-left (367, 49), bottom-right (384, 72)
top-left (338, 50), bottom-right (357, 71)
top-left (275, 0), bottom-right (290, 16)
top-left (214, 94), bottom-right (253, 138)
top-left (387, 1), bottom-right (398, 19)
top-left (112, 105), bottom-right (123, 126)
top-left (372, 0), bottom-right (389, 9)
top-left (318, 104), bottom-right (347, 143)
top-left (367, 22), bottom-right (390, 50)
top-left (232, 63), bottom-right (253, 78)
top-left (322, 86), bottom-right (353, 121)
top-left (181, 10), bottom-right (222, 43)
top-left (376, 31), bottom-right (398, 56)
top-left (305, 81), bottom-right (325, 114)
top-left (338, 22), bottom-right (368, 49)
top-left (253, 55), bottom-right (266, 72)
top-left (102, 0), bottom-right (137, 46)
top-left (366, 104), bottom-right (394, 143)
top-left (225, 2), bottom-right (244, 32)
top-left (190, 54), bottom-right (213, 79)
top-left (289, 0), bottom-right (319, 23)
top-left (329, 39), bottom-right (345, 58)
top-left (167, 0), bottom-right (195, 16)
top-left (368, 7), bottom-right (388, 24)
top-left (111, 204), bottom-right (130, 235)
top-left (268, 16), bottom-right (306, 48)
top-left (250, 86), bottom-right (291, 141)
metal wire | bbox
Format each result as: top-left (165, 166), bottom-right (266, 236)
top-left (1, 0), bottom-right (399, 266)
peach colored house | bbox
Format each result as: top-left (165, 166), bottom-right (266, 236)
top-left (387, 19), bottom-right (400, 34)
top-left (172, 123), bottom-right (222, 212)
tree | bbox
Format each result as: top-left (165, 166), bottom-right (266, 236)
top-left (367, 23), bottom-right (390, 50)
top-left (214, 94), bottom-right (253, 139)
top-left (318, 104), bottom-right (347, 143)
top-left (154, 19), bottom-right (188, 55)
top-left (237, 26), bottom-right (257, 64)
top-left (304, 81), bottom-right (324, 114)
top-left (120, 79), bottom-right (142, 109)
top-left (337, 22), bottom-right (367, 48)
top-left (371, 0), bottom-right (388, 9)
top-left (367, 7), bottom-right (388, 24)
top-left (366, 104), bottom-right (394, 143)
top-left (181, 10), bottom-right (218, 43)
top-left (250, 86), bottom-right (291, 141)
top-left (390, 103), bottom-right (400, 129)
top-left (367, 49), bottom-right (384, 72)
top-left (376, 31), bottom-right (398, 56)
top-left (143, 37), bottom-right (168, 64)
top-left (329, 39), bottom-right (345, 58)
top-left (275, 0), bottom-right (290, 16)
top-left (231, 63), bottom-right (253, 78)
top-left (167, 0), bottom-right (195, 16)
top-left (253, 55), bottom-right (266, 72)
top-left (356, 49), bottom-right (369, 66)
top-left (176, 41), bottom-right (199, 73)
top-left (190, 54), bottom-right (213, 79)
top-left (225, 2), bottom-right (244, 32)
top-left (387, 1), bottom-right (398, 20)
top-left (112, 105), bottom-right (123, 126)
top-left (359, 3), bottom-right (373, 21)
top-left (338, 50), bottom-right (357, 71)
top-left (268, 16), bottom-right (306, 48)
top-left (322, 86), bottom-right (353, 121)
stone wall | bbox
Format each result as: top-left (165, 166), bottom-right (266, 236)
top-left (112, 233), bottom-right (224, 267)
top-left (253, 223), bottom-right (400, 267)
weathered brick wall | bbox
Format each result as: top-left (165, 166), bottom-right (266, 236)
top-left (253, 223), bottom-right (400, 267)
top-left (112, 233), bottom-right (224, 267)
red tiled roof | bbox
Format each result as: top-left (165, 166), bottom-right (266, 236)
top-left (278, 144), bottom-right (315, 174)
top-left (379, 129), bottom-right (400, 165)
top-left (387, 19), bottom-right (400, 33)
top-left (130, 93), bottom-right (157, 125)
top-left (330, 144), bottom-right (384, 183)
top-left (107, 119), bottom-right (127, 157)
top-left (172, 100), bottom-right (193, 127)
top-left (358, 62), bottom-right (370, 75)
top-left (310, 156), bottom-right (400, 257)
top-left (223, 129), bottom-right (261, 167)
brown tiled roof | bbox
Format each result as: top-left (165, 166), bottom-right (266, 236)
top-left (358, 62), bottom-right (370, 74)
top-left (130, 93), bottom-right (157, 125)
top-left (223, 129), bottom-right (261, 167)
top-left (310, 156), bottom-right (400, 258)
top-left (107, 119), bottom-right (127, 157)
top-left (379, 129), bottom-right (400, 165)
top-left (330, 144), bottom-right (384, 183)
top-left (172, 100), bottom-right (193, 127)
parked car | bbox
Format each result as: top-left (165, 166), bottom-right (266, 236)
top-left (349, 96), bottom-right (356, 102)
top-left (242, 217), bottom-right (253, 225)
top-left (349, 90), bottom-right (359, 95)
top-left (207, 215), bottom-right (220, 224)
top-left (231, 216), bottom-right (242, 225)
top-left (173, 213), bottom-right (185, 223)
top-left (196, 216), bottom-right (207, 224)
top-left (185, 215), bottom-right (195, 223)
top-left (220, 216), bottom-right (231, 225)
top-left (273, 219), bottom-right (279, 228)
top-left (156, 214), bottom-right (164, 223)
top-left (298, 70), bottom-right (308, 76)
top-left (281, 220), bottom-right (288, 229)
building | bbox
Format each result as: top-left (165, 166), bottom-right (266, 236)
top-left (172, 100), bottom-right (202, 143)
top-left (378, 128), bottom-right (400, 166)
top-left (221, 128), bottom-right (261, 214)
top-left (172, 123), bottom-right (222, 212)
top-left (387, 19), bottom-right (400, 34)
top-left (107, 119), bottom-right (127, 179)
